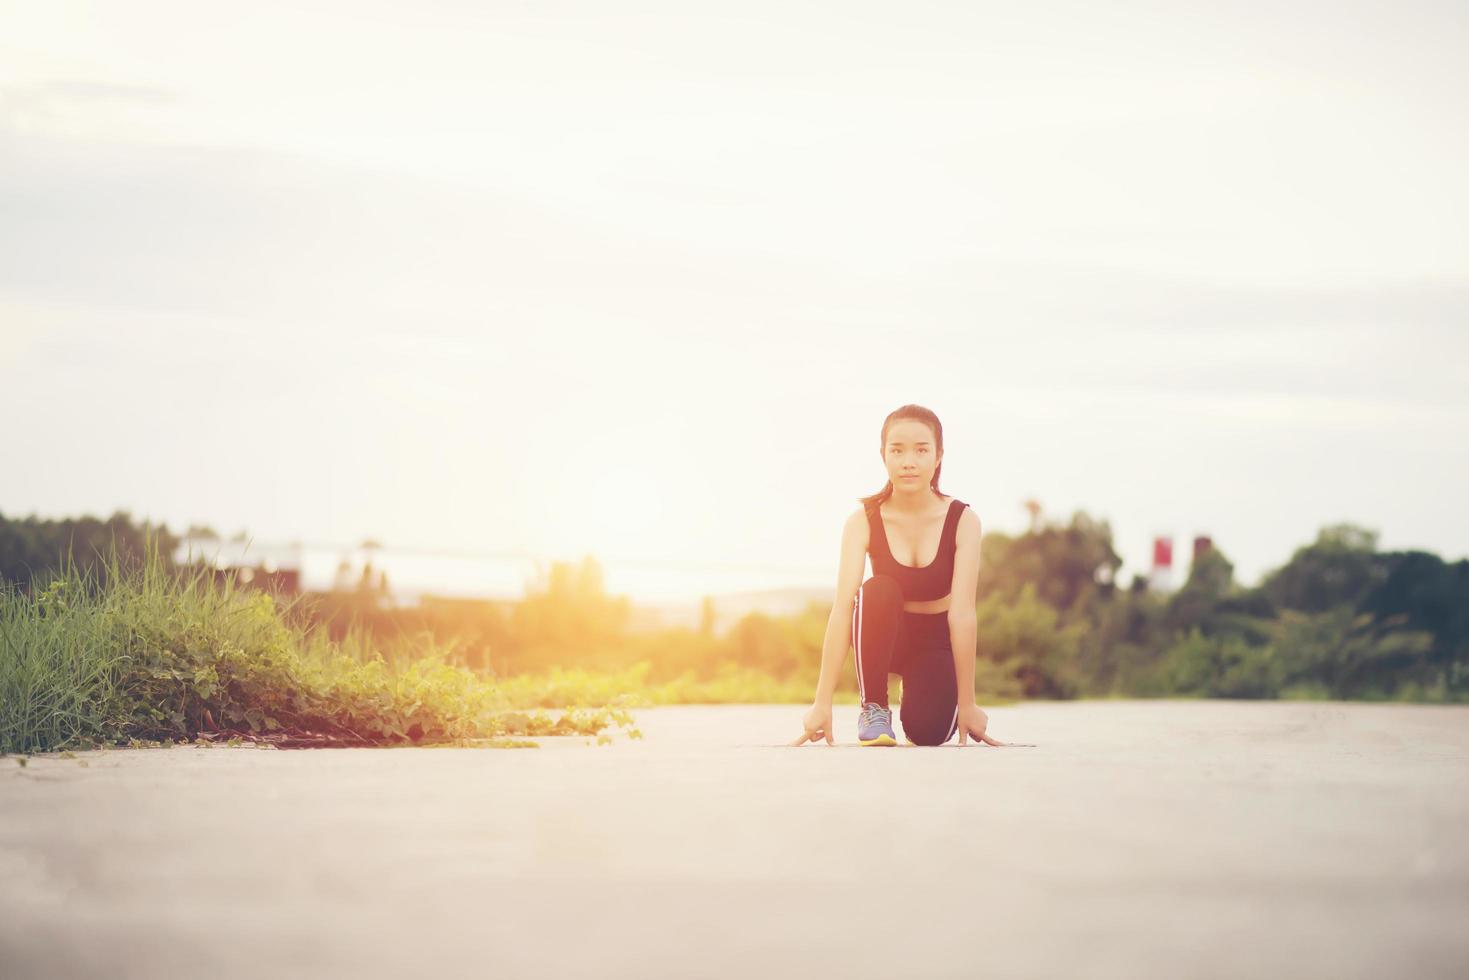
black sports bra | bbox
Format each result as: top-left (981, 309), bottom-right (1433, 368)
top-left (865, 497), bottom-right (969, 602)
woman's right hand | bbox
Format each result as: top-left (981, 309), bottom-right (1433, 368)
top-left (792, 702), bottom-right (834, 746)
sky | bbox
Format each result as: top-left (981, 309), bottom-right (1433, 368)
top-left (2, 0), bottom-right (1466, 600)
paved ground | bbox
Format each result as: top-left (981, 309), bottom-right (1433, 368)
top-left (1, 700), bottom-right (1467, 980)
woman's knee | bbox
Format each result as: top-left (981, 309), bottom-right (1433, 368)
top-left (858, 575), bottom-right (903, 610)
top-left (900, 706), bottom-right (957, 746)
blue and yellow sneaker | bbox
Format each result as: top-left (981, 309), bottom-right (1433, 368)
top-left (857, 702), bottom-right (896, 746)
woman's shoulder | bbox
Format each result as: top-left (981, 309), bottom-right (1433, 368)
top-left (944, 496), bottom-right (979, 532)
top-left (951, 499), bottom-right (981, 537)
top-left (941, 494), bottom-right (975, 512)
top-left (836, 508), bottom-right (869, 561)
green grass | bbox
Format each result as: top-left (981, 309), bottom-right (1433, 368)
top-left (490, 660), bottom-right (861, 708)
top-left (0, 536), bottom-right (638, 754)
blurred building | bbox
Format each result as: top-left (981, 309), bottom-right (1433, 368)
top-left (1150, 535), bottom-right (1174, 593)
top-left (174, 535), bottom-right (303, 597)
top-left (202, 563), bottom-right (302, 596)
top-left (1193, 535), bottom-right (1213, 562)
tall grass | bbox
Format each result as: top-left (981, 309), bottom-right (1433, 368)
top-left (0, 536), bottom-right (637, 753)
top-left (497, 661), bottom-right (857, 708)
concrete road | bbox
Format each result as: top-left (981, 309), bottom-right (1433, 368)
top-left (2, 700), bottom-right (1467, 979)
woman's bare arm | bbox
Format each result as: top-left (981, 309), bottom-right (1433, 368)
top-left (811, 508), bottom-right (868, 707)
top-left (948, 508), bottom-right (982, 706)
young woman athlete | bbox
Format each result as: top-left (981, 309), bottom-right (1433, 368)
top-left (792, 405), bottom-right (1028, 748)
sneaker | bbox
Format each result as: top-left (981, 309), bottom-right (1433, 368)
top-left (857, 702), bottom-right (896, 746)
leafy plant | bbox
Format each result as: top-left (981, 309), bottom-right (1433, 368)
top-left (0, 536), bottom-right (634, 753)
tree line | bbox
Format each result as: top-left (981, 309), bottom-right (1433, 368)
top-left (3, 508), bottom-right (1465, 701)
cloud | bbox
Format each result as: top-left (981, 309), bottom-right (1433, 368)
top-left (4, 118), bottom-right (1466, 432)
top-left (0, 78), bottom-right (176, 113)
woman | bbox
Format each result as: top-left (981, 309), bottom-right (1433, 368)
top-left (792, 404), bottom-right (1027, 748)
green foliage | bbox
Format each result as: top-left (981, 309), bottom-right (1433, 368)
top-left (1165, 548), bottom-right (1236, 633)
top-left (1074, 589), bottom-right (1169, 695)
top-left (1270, 606), bottom-right (1434, 700)
top-left (485, 660), bottom-right (858, 707)
top-left (719, 611), bottom-right (819, 679)
top-left (1159, 629), bottom-right (1280, 698)
top-left (1359, 551), bottom-right (1469, 688)
top-left (974, 583), bottom-right (1085, 698)
top-left (977, 511), bottom-right (1122, 620)
top-left (6, 509), bottom-right (1468, 717)
top-left (502, 557), bottom-right (633, 672)
top-left (640, 662), bottom-right (837, 705)
top-left (1263, 524), bottom-right (1384, 614)
top-left (0, 538), bottom-right (632, 754)
top-left (0, 508), bottom-right (180, 592)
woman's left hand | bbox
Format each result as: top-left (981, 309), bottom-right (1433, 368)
top-left (957, 703), bottom-right (1035, 747)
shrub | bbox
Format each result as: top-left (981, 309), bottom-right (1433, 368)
top-left (0, 539), bottom-right (633, 753)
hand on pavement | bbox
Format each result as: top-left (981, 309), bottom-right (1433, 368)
top-left (957, 703), bottom-right (1036, 747)
top-left (792, 702), bottom-right (834, 745)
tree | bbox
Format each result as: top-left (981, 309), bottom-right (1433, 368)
top-left (505, 556), bottom-right (632, 671)
top-left (974, 583), bottom-right (1086, 698)
top-left (1263, 523), bottom-right (1385, 613)
top-left (1160, 629), bottom-right (1279, 698)
top-left (977, 509), bottom-right (1123, 620)
top-left (1360, 552), bottom-right (1469, 695)
top-left (1166, 546), bottom-right (1235, 632)
top-left (0, 509), bottom-right (179, 591)
top-left (1272, 607), bottom-right (1434, 699)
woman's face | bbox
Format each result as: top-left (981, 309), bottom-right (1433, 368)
top-left (881, 419), bottom-right (941, 491)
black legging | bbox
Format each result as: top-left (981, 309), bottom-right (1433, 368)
top-left (850, 574), bottom-right (960, 746)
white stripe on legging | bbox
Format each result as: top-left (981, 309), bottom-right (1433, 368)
top-left (853, 587), bottom-right (865, 703)
top-left (948, 702), bottom-right (959, 742)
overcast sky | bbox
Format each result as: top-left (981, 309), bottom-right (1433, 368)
top-left (2, 0), bottom-right (1466, 597)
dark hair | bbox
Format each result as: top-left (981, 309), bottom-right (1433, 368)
top-left (857, 404), bottom-right (945, 511)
